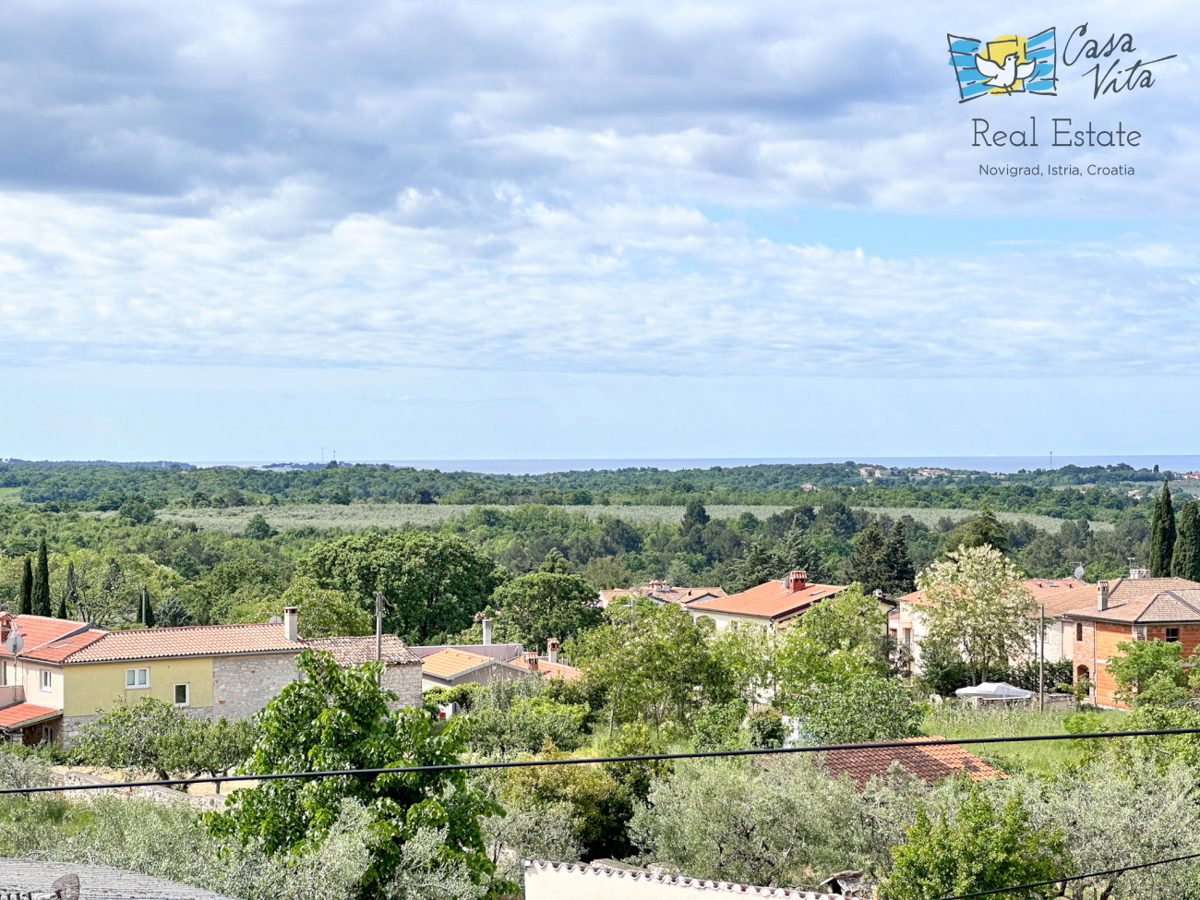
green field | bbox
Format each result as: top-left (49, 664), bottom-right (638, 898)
top-left (0, 488), bottom-right (21, 503)
top-left (922, 704), bottom-right (1126, 773)
top-left (147, 503), bottom-right (1112, 535)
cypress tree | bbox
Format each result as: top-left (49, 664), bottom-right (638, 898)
top-left (19, 557), bottom-right (32, 616)
top-left (847, 520), bottom-right (887, 594)
top-left (32, 540), bottom-right (51, 617)
top-left (141, 587), bottom-right (155, 628)
top-left (1150, 480), bottom-right (1177, 577)
top-left (1172, 501), bottom-right (1200, 582)
top-left (63, 561), bottom-right (79, 620)
top-left (880, 518), bottom-right (917, 596)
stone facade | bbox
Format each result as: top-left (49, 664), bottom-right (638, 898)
top-left (212, 652), bottom-right (300, 719)
top-left (381, 662), bottom-right (423, 711)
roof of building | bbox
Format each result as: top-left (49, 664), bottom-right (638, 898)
top-left (64, 622), bottom-right (302, 664)
top-left (509, 655), bottom-right (582, 681)
top-left (523, 860), bottom-right (850, 898)
top-left (897, 577), bottom-right (1093, 618)
top-left (1063, 589), bottom-right (1200, 625)
top-left (420, 647), bottom-right (524, 681)
top-left (0, 616), bottom-right (105, 663)
top-left (687, 579), bottom-right (846, 621)
top-left (821, 736), bottom-right (1006, 788)
top-left (305, 635), bottom-right (421, 666)
top-left (410, 643), bottom-right (523, 662)
top-left (0, 859), bottom-right (237, 900)
top-left (0, 703), bottom-right (61, 730)
top-left (598, 584), bottom-right (727, 608)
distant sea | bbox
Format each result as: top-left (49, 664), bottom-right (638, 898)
top-left (186, 456), bottom-right (1200, 475)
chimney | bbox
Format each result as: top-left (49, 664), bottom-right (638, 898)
top-left (482, 618), bottom-right (493, 646)
top-left (1097, 582), bottom-right (1109, 611)
top-left (283, 606), bottom-right (299, 642)
top-left (0, 613), bottom-right (11, 645)
top-left (524, 651), bottom-right (539, 673)
top-left (785, 570), bottom-right (808, 592)
top-left (547, 638), bottom-right (559, 664)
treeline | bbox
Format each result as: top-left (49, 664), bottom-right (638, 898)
top-left (0, 461), bottom-right (1176, 519)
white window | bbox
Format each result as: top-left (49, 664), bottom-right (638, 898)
top-left (126, 667), bottom-right (149, 689)
top-left (39, 670), bottom-right (51, 692)
top-left (1133, 626), bottom-right (1148, 641)
top-left (173, 683), bottom-right (190, 707)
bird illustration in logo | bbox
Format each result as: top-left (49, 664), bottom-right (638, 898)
top-left (974, 51), bottom-right (1036, 92)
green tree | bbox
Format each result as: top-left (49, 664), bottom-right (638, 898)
top-left (18, 556), bottom-right (32, 615)
top-left (300, 532), bottom-right (502, 643)
top-left (1107, 638), bottom-right (1195, 707)
top-left (1150, 480), bottom-right (1177, 577)
top-left (1172, 500), bottom-right (1200, 581)
top-left (32, 539), bottom-right (51, 617)
top-left (228, 576), bottom-right (372, 639)
top-left (569, 600), bottom-right (732, 731)
top-left (209, 650), bottom-right (506, 898)
top-left (61, 560), bottom-right (77, 620)
top-left (71, 698), bottom-right (190, 780)
top-left (141, 587), bottom-right (156, 628)
top-left (243, 513), bottom-right (276, 540)
top-left (682, 500), bottom-right (710, 530)
top-left (791, 674), bottom-right (921, 744)
top-left (880, 789), bottom-right (1066, 900)
top-left (943, 502), bottom-right (1009, 555)
top-left (775, 584), bottom-right (891, 693)
top-left (917, 545), bottom-right (1035, 684)
top-left (880, 518), bottom-right (917, 596)
top-left (487, 571), bottom-right (602, 649)
top-left (846, 520), bottom-right (887, 595)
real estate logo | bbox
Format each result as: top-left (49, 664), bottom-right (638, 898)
top-left (947, 28), bottom-right (1057, 102)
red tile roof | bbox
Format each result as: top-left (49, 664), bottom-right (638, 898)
top-left (510, 655), bottom-right (582, 681)
top-left (0, 703), bottom-right (60, 729)
top-left (0, 616), bottom-right (105, 663)
top-left (687, 579), bottom-right (846, 621)
top-left (598, 585), bottom-right (727, 608)
top-left (821, 736), bottom-right (1006, 788)
top-left (421, 647), bottom-right (519, 680)
top-left (65, 623), bottom-right (302, 663)
top-left (306, 635), bottom-right (421, 666)
top-left (898, 578), bottom-right (1093, 618)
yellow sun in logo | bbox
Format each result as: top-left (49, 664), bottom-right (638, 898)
top-left (981, 34), bottom-right (1029, 93)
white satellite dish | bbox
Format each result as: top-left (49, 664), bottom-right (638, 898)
top-left (5, 632), bottom-right (23, 655)
top-left (1074, 565), bottom-right (1086, 581)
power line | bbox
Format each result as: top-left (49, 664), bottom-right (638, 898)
top-left (938, 850), bottom-right (1200, 899)
top-left (4, 727), bottom-right (1200, 797)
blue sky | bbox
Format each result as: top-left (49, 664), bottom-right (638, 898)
top-left (1, 0), bottom-right (1197, 461)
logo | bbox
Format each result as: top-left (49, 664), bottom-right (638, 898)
top-left (947, 28), bottom-right (1057, 102)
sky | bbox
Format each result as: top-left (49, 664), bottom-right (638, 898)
top-left (1, 0), bottom-right (1197, 462)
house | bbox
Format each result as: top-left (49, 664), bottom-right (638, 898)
top-left (820, 736), bottom-right (1006, 788)
top-left (304, 634), bottom-right (423, 709)
top-left (597, 582), bottom-right (726, 609)
top-left (0, 608), bottom-right (424, 745)
top-left (684, 571), bottom-right (848, 631)
top-left (893, 576), bottom-right (1095, 672)
top-left (1061, 575), bottom-right (1200, 708)
top-left (523, 860), bottom-right (852, 900)
top-left (414, 634), bottom-right (582, 692)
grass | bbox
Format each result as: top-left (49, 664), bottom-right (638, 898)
top-left (0, 488), bottom-right (21, 504)
top-left (922, 703), bottom-right (1127, 773)
top-left (149, 503), bottom-right (1109, 535)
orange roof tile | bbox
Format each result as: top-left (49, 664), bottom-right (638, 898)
top-left (510, 656), bottom-right (582, 681)
top-left (421, 647), bottom-right (518, 680)
top-left (822, 736), bottom-right (1006, 788)
top-left (0, 616), bottom-right (106, 663)
top-left (1063, 589), bottom-right (1200, 625)
top-left (0, 703), bottom-right (60, 729)
top-left (306, 635), bottom-right (421, 667)
top-left (66, 623), bottom-right (302, 663)
top-left (687, 579), bottom-right (846, 621)
top-left (900, 578), bottom-right (1095, 619)
top-left (598, 585), bottom-right (726, 607)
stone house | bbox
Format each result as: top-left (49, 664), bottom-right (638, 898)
top-left (1061, 575), bottom-right (1200, 707)
top-left (597, 582), bottom-right (726, 609)
top-left (306, 634), bottom-right (423, 709)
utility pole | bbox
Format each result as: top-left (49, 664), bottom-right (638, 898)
top-left (1039, 603), bottom-right (1046, 711)
top-left (374, 590), bottom-right (387, 684)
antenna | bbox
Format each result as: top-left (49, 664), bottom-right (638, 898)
top-left (1074, 564), bottom-right (1086, 581)
top-left (5, 631), bottom-right (23, 655)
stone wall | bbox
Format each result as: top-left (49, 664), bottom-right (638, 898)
top-left (382, 662), bottom-right (423, 711)
top-left (212, 652), bottom-right (300, 719)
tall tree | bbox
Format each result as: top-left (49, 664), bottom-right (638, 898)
top-left (32, 539), bottom-right (52, 617)
top-left (944, 502), bottom-right (1009, 555)
top-left (1171, 501), bottom-right (1200, 582)
top-left (1150, 480), bottom-right (1177, 577)
top-left (880, 519), bottom-right (917, 596)
top-left (18, 557), bottom-right (32, 616)
top-left (63, 561), bottom-right (79, 620)
top-left (917, 545), bottom-right (1036, 684)
top-left (141, 587), bottom-right (156, 628)
top-left (846, 520), bottom-right (887, 594)
top-left (487, 570), bottom-right (602, 649)
top-left (682, 500), bottom-right (710, 530)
